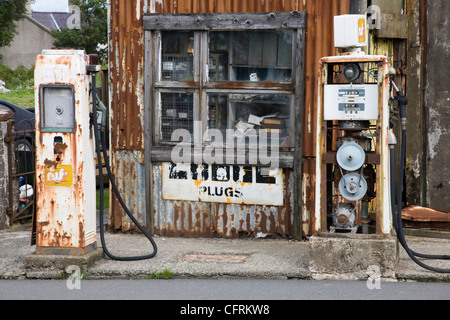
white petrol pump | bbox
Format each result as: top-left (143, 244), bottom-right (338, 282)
top-left (34, 49), bottom-right (103, 255)
top-left (315, 15), bottom-right (393, 235)
top-left (34, 49), bottom-right (157, 260)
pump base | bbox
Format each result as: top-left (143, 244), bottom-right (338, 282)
top-left (308, 232), bottom-right (399, 280)
top-left (35, 242), bottom-right (98, 256)
top-left (26, 244), bottom-right (103, 276)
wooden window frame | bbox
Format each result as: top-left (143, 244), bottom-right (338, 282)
top-left (143, 12), bottom-right (306, 169)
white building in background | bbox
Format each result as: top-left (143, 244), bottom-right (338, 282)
top-left (0, 0), bottom-right (71, 69)
top-left (31, 0), bottom-right (69, 13)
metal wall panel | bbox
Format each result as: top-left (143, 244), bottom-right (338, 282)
top-left (109, 0), bottom-right (145, 151)
top-left (152, 164), bottom-right (294, 238)
top-left (108, 0), bottom-right (349, 235)
top-left (110, 150), bottom-right (147, 231)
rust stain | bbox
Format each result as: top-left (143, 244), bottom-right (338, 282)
top-left (44, 159), bottom-right (58, 168)
top-left (78, 220), bottom-right (85, 247)
top-left (402, 206), bottom-right (450, 222)
top-left (53, 142), bottom-right (68, 153)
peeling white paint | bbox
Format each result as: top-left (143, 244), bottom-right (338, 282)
top-left (427, 108), bottom-right (449, 159)
top-left (136, 0), bottom-right (141, 20)
top-left (407, 155), bottom-right (421, 179)
top-left (143, 0), bottom-right (148, 14)
top-left (307, 108), bottom-right (311, 133)
top-left (150, 0), bottom-right (163, 14)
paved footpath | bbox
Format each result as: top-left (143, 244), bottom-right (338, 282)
top-left (1, 224), bottom-right (449, 282)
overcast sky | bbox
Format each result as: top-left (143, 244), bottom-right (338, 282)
top-left (31, 0), bottom-right (69, 13)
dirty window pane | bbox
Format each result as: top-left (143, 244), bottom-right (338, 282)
top-left (208, 31), bottom-right (292, 82)
top-left (207, 93), bottom-right (292, 147)
top-left (161, 32), bottom-right (195, 81)
top-left (161, 92), bottom-right (194, 142)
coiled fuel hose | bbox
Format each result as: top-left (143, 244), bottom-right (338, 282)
top-left (91, 72), bottom-right (157, 261)
top-left (389, 85), bottom-right (449, 273)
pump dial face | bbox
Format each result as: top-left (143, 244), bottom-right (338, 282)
top-left (338, 173), bottom-right (368, 201)
top-left (55, 106), bottom-right (64, 115)
top-left (40, 85), bottom-right (75, 132)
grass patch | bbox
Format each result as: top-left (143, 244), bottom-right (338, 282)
top-left (0, 64), bottom-right (105, 110)
top-left (0, 64), bottom-right (35, 109)
top-left (147, 268), bottom-right (174, 280)
top-left (0, 87), bottom-right (35, 109)
top-left (96, 187), bottom-right (110, 210)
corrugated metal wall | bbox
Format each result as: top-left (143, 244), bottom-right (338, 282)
top-left (108, 0), bottom-right (349, 235)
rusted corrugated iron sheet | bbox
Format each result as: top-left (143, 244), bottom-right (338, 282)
top-left (109, 0), bottom-right (145, 151)
top-left (152, 164), bottom-right (294, 238)
top-left (402, 206), bottom-right (450, 232)
top-left (298, 1), bottom-right (350, 158)
top-left (156, 0), bottom-right (300, 13)
top-left (109, 0), bottom-right (349, 235)
top-left (110, 150), bottom-right (147, 231)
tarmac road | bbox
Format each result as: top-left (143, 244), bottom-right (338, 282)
top-left (0, 278), bottom-right (449, 301)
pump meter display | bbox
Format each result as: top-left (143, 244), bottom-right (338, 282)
top-left (324, 84), bottom-right (378, 120)
top-left (40, 85), bottom-right (75, 132)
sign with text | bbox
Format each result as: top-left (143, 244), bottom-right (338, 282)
top-left (44, 165), bottom-right (73, 187)
top-left (162, 163), bottom-right (283, 206)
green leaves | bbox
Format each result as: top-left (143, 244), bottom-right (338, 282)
top-left (0, 0), bottom-right (28, 48)
top-left (52, 0), bottom-right (107, 63)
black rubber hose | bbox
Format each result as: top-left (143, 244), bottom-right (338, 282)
top-left (390, 103), bottom-right (450, 273)
top-left (397, 104), bottom-right (450, 260)
top-left (92, 74), bottom-right (157, 261)
top-left (389, 146), bottom-right (399, 233)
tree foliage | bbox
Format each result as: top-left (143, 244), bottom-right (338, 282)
top-left (52, 0), bottom-right (107, 63)
top-left (0, 0), bottom-right (28, 48)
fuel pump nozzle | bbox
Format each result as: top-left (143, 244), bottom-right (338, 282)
top-left (389, 74), bottom-right (408, 130)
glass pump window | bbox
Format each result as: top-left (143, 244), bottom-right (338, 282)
top-left (40, 85), bottom-right (75, 132)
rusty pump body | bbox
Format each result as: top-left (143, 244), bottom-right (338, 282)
top-left (34, 50), bottom-right (98, 255)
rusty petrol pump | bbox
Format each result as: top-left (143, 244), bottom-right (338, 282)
top-left (315, 15), bottom-right (393, 235)
top-left (34, 50), bottom-right (102, 256)
top-left (309, 15), bottom-right (399, 277)
top-left (311, 14), bottom-right (450, 276)
top-left (33, 49), bottom-right (157, 261)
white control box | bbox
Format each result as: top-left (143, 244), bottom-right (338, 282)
top-left (324, 84), bottom-right (378, 120)
top-left (334, 14), bottom-right (368, 48)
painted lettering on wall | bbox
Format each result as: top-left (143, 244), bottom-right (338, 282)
top-left (162, 163), bottom-right (283, 206)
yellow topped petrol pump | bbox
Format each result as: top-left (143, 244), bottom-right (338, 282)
top-left (34, 49), bottom-right (99, 255)
top-left (315, 15), bottom-right (392, 235)
top-left (311, 15), bottom-right (450, 275)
